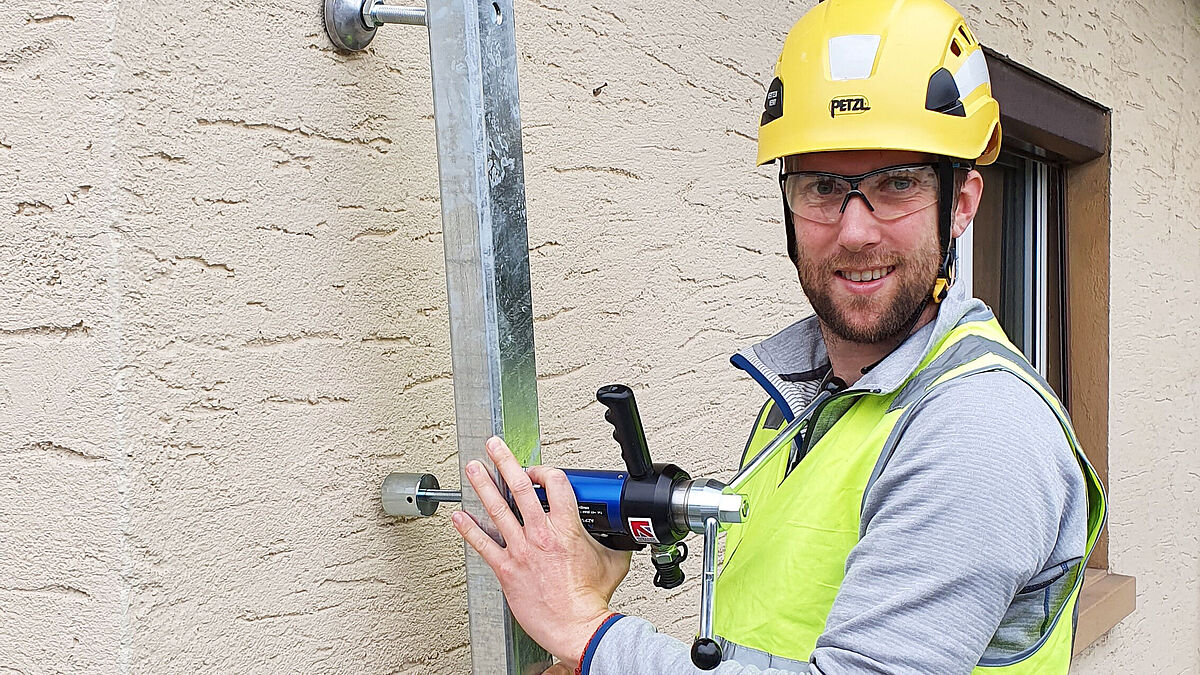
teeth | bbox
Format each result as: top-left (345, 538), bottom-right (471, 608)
top-left (845, 266), bottom-right (893, 282)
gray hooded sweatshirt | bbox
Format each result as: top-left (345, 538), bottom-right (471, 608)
top-left (584, 282), bottom-right (1090, 674)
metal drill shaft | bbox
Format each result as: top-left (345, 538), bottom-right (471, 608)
top-left (417, 488), bottom-right (462, 503)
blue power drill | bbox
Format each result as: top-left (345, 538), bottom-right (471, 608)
top-left (382, 383), bottom-right (766, 669)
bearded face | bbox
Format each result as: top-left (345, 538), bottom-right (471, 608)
top-left (785, 150), bottom-right (952, 345)
top-left (795, 218), bottom-right (941, 344)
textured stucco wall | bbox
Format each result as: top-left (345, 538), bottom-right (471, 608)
top-left (1, 1), bottom-right (126, 671)
top-left (1, 0), bottom-right (1195, 673)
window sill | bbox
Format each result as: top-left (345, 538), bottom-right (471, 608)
top-left (1073, 568), bottom-right (1136, 655)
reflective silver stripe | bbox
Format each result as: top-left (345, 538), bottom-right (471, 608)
top-left (961, 303), bottom-right (996, 325)
top-left (887, 333), bottom-right (1046, 413)
top-left (716, 636), bottom-right (809, 673)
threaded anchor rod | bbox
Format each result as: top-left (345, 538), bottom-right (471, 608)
top-left (364, 1), bottom-right (426, 26)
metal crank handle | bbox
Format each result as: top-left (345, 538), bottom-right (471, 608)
top-left (690, 517), bottom-right (722, 670)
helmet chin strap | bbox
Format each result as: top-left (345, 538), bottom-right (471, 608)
top-left (779, 161), bottom-right (801, 269)
top-left (932, 156), bottom-right (959, 303)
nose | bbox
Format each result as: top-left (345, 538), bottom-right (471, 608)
top-left (836, 194), bottom-right (882, 252)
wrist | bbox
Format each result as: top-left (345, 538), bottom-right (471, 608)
top-left (568, 611), bottom-right (623, 675)
top-left (559, 610), bottom-right (610, 670)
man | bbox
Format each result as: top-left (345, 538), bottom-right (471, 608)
top-left (451, 0), bottom-right (1105, 673)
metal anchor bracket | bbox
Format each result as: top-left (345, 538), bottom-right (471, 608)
top-left (324, 0), bottom-right (428, 52)
top-left (381, 472), bottom-right (461, 517)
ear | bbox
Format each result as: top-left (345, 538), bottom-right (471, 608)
top-left (951, 169), bottom-right (984, 238)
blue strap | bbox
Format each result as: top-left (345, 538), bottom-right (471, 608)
top-left (730, 353), bottom-right (795, 421)
top-left (579, 613), bottom-right (626, 674)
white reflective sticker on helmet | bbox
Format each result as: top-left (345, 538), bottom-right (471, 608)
top-left (953, 49), bottom-right (991, 99)
top-left (828, 35), bottom-right (881, 81)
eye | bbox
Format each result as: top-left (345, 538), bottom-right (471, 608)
top-left (802, 176), bottom-right (848, 197)
top-left (813, 178), bottom-right (838, 196)
top-left (872, 170), bottom-right (930, 195)
top-left (786, 174), bottom-right (849, 206)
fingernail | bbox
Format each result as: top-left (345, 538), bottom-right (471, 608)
top-left (451, 511), bottom-right (464, 526)
top-left (466, 461), bottom-right (481, 476)
top-left (486, 437), bottom-right (499, 451)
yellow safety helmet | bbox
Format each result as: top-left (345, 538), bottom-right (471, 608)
top-left (761, 0), bottom-right (1002, 301)
top-left (759, 0), bottom-right (1001, 165)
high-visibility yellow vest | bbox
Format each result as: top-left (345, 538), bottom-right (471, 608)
top-left (714, 316), bottom-right (1106, 673)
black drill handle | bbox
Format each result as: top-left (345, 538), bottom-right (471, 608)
top-left (596, 384), bottom-right (652, 479)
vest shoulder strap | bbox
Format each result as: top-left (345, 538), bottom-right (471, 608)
top-left (739, 398), bottom-right (786, 468)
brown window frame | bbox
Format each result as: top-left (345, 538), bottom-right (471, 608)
top-left (982, 46), bottom-right (1135, 654)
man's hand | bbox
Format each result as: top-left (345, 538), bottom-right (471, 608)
top-left (451, 437), bottom-right (632, 668)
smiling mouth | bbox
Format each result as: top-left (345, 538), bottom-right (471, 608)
top-left (836, 265), bottom-right (896, 282)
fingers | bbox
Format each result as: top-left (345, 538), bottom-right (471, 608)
top-left (463, 457), bottom-right (525, 544)
top-left (450, 510), bottom-right (506, 569)
top-left (525, 465), bottom-right (580, 531)
top-left (484, 436), bottom-right (549, 533)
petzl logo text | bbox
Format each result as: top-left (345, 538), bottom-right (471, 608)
top-left (830, 96), bottom-right (871, 118)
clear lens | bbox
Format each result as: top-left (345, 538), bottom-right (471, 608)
top-left (784, 164), bottom-right (939, 224)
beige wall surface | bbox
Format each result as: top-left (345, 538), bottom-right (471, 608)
top-left (0, 0), bottom-right (1195, 672)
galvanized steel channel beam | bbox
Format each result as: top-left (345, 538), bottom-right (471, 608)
top-left (323, 0), bottom-right (549, 669)
top-left (425, 1), bottom-right (549, 672)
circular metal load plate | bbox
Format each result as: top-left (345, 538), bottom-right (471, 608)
top-left (381, 472), bottom-right (440, 517)
top-left (324, 0), bottom-right (376, 52)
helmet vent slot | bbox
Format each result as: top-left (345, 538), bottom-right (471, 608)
top-left (950, 39), bottom-right (962, 57)
top-left (958, 25), bottom-right (972, 44)
top-left (926, 68), bottom-right (966, 117)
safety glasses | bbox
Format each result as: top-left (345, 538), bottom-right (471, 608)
top-left (781, 162), bottom-right (943, 224)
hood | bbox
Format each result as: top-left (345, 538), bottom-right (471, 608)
top-left (731, 281), bottom-right (994, 421)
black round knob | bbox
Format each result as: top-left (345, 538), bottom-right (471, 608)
top-left (690, 637), bottom-right (722, 670)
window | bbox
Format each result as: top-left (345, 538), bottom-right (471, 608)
top-left (964, 151), bottom-right (1066, 398)
top-left (962, 47), bottom-right (1135, 654)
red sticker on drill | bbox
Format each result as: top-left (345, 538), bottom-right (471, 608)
top-left (628, 517), bottom-right (657, 544)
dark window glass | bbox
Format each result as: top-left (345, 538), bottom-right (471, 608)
top-left (971, 152), bottom-right (1066, 400)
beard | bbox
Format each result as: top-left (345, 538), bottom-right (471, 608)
top-left (796, 235), bottom-right (941, 345)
